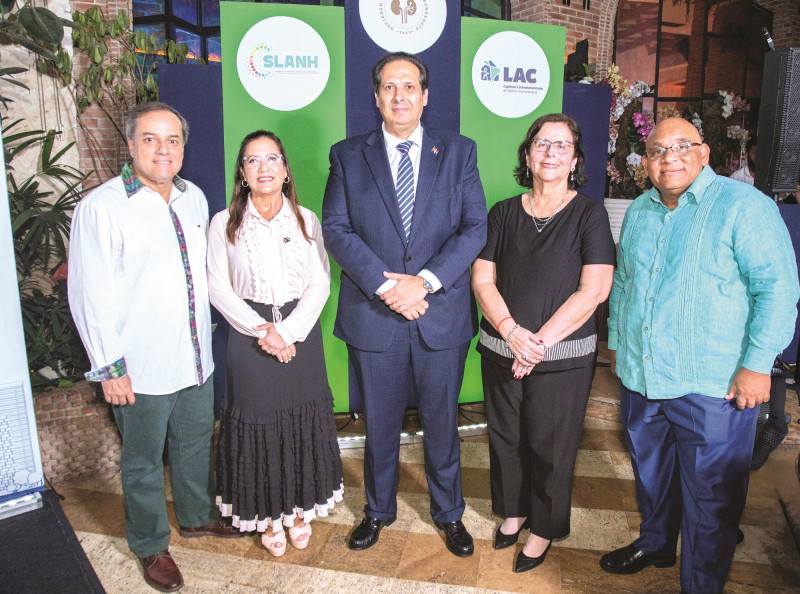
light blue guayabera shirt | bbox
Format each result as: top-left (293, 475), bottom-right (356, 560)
top-left (608, 166), bottom-right (799, 400)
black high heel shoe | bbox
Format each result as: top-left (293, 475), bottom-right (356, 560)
top-left (514, 540), bottom-right (552, 573)
top-left (494, 518), bottom-right (530, 550)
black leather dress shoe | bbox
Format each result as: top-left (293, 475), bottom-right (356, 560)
top-left (514, 540), bottom-right (551, 573)
top-left (179, 516), bottom-right (244, 538)
top-left (494, 518), bottom-right (530, 550)
top-left (434, 520), bottom-right (474, 557)
top-left (599, 544), bottom-right (676, 574)
top-left (348, 516), bottom-right (395, 551)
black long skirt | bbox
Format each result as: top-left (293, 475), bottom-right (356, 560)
top-left (216, 300), bottom-right (343, 532)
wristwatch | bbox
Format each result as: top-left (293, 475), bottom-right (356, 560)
top-left (421, 277), bottom-right (434, 293)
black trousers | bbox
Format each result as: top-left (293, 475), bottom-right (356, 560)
top-left (482, 357), bottom-right (594, 540)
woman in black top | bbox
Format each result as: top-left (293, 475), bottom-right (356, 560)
top-left (472, 114), bottom-right (615, 573)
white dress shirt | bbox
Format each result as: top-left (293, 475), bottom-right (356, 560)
top-left (68, 172), bottom-right (214, 395)
top-left (207, 197), bottom-right (330, 345)
top-left (376, 122), bottom-right (442, 295)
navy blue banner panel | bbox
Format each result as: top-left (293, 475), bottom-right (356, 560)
top-left (344, 0), bottom-right (462, 137)
top-left (562, 82), bottom-right (612, 203)
top-left (159, 63), bottom-right (226, 217)
top-left (160, 63), bottom-right (229, 416)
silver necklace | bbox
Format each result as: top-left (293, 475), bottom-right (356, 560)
top-left (527, 192), bottom-right (567, 233)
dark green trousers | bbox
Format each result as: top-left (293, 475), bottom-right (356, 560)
top-left (112, 375), bottom-right (217, 557)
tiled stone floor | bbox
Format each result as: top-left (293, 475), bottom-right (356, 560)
top-left (58, 347), bottom-right (800, 593)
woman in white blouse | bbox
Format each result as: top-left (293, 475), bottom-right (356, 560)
top-left (207, 130), bottom-right (342, 557)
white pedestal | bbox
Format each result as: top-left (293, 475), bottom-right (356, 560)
top-left (604, 197), bottom-right (633, 244)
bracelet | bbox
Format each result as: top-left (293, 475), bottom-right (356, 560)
top-left (496, 316), bottom-right (514, 332)
top-left (505, 323), bottom-right (521, 344)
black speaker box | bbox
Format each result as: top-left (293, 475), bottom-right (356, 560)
top-left (755, 48), bottom-right (800, 195)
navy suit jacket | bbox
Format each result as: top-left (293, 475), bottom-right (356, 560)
top-left (322, 127), bottom-right (487, 353)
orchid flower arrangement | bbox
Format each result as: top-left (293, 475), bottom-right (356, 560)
top-left (599, 63), bottom-right (653, 198)
top-left (593, 64), bottom-right (755, 198)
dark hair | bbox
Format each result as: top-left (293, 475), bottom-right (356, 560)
top-left (226, 130), bottom-right (310, 245)
top-left (125, 101), bottom-right (189, 143)
top-left (513, 113), bottom-right (588, 190)
top-left (372, 52), bottom-right (429, 94)
top-left (746, 136), bottom-right (758, 151)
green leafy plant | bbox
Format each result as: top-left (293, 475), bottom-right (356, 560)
top-left (0, 0), bottom-right (75, 107)
top-left (569, 62), bottom-right (598, 83)
top-left (2, 2), bottom-right (88, 386)
top-left (21, 283), bottom-right (89, 387)
top-left (71, 7), bottom-right (197, 139)
top-left (4, 118), bottom-right (90, 383)
top-left (2, 3), bottom-right (196, 385)
top-left (6, 121), bottom-right (86, 280)
top-left (68, 7), bottom-right (198, 178)
top-left (0, 0), bottom-right (74, 59)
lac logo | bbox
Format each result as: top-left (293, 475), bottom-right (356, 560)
top-left (480, 61), bottom-right (501, 82)
top-left (236, 16), bottom-right (330, 111)
top-left (359, 0), bottom-right (447, 54)
top-left (472, 32), bottom-right (551, 119)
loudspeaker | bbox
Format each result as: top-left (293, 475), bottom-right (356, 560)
top-left (755, 48), bottom-right (800, 195)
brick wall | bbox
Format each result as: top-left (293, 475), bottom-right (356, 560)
top-left (756, 0), bottom-right (800, 49)
top-left (511, 0), bottom-right (799, 76)
top-left (510, 0), bottom-right (618, 71)
top-left (71, 0), bottom-right (132, 186)
top-left (34, 382), bottom-right (121, 483)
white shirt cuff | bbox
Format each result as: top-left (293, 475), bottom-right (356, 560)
top-left (418, 269), bottom-right (442, 293)
top-left (273, 322), bottom-right (295, 346)
top-left (375, 279), bottom-right (398, 295)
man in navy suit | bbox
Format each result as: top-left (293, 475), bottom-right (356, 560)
top-left (322, 52), bottom-right (487, 557)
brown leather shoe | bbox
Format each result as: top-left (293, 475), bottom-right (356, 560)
top-left (178, 515), bottom-right (243, 538)
top-left (139, 550), bottom-right (183, 592)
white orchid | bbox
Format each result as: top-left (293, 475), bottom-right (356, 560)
top-left (727, 125), bottom-right (750, 141)
top-left (691, 113), bottom-right (704, 139)
top-left (629, 81), bottom-right (651, 99)
top-left (719, 90), bottom-right (734, 119)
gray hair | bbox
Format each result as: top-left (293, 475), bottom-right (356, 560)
top-left (125, 102), bottom-right (189, 143)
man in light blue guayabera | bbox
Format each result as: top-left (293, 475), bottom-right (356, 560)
top-left (602, 117), bottom-right (799, 594)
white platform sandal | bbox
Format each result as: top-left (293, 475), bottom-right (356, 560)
top-left (262, 527), bottom-right (286, 557)
top-left (288, 522), bottom-right (312, 550)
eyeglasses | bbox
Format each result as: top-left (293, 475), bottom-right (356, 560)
top-left (646, 142), bottom-right (702, 160)
top-left (531, 138), bottom-right (574, 154)
top-left (242, 153), bottom-right (284, 168)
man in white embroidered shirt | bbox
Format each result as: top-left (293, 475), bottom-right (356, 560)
top-left (68, 102), bottom-right (241, 593)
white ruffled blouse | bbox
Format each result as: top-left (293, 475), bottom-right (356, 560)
top-left (207, 196), bottom-right (330, 345)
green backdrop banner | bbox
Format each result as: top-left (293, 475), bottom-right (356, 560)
top-left (460, 19), bottom-right (566, 204)
top-left (220, 6), bottom-right (566, 411)
top-left (220, 3), bottom-right (349, 411)
top-left (456, 18), bottom-right (566, 404)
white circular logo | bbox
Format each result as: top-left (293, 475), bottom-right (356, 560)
top-left (359, 0), bottom-right (446, 54)
top-left (471, 31), bottom-right (551, 119)
top-left (237, 16), bottom-right (330, 111)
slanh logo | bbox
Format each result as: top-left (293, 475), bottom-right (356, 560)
top-left (237, 16), bottom-right (330, 111)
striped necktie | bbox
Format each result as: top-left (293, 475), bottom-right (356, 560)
top-left (395, 140), bottom-right (415, 239)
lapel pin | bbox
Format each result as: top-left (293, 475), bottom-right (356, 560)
top-left (431, 146), bottom-right (439, 154)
